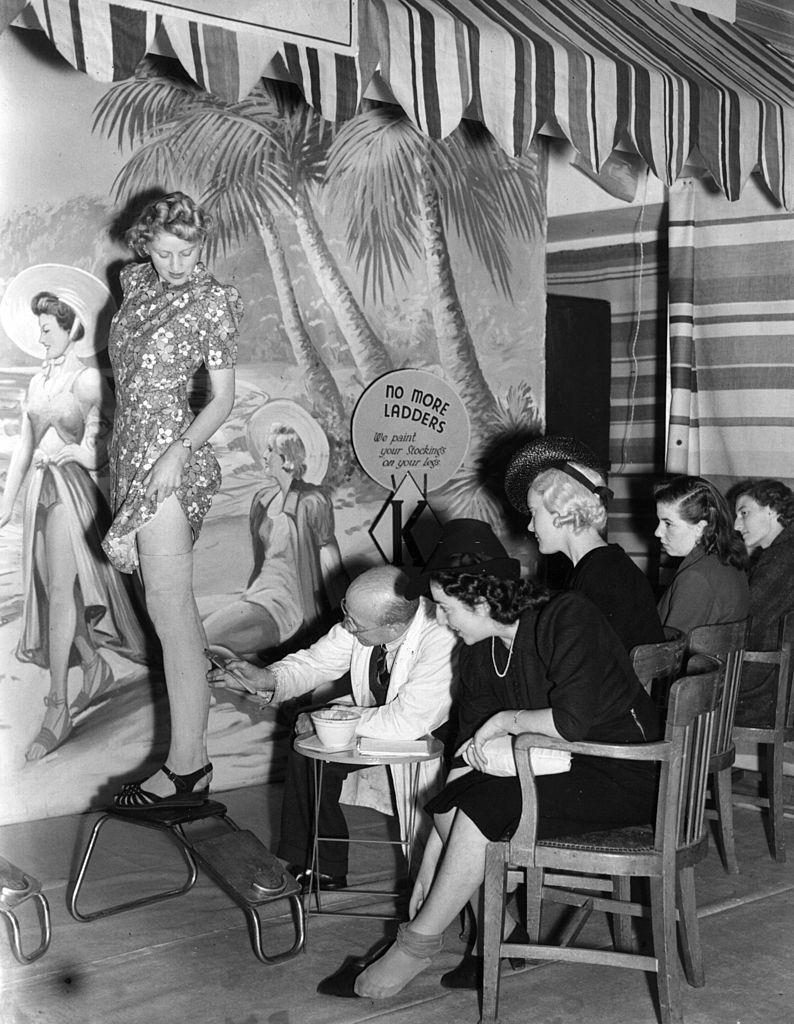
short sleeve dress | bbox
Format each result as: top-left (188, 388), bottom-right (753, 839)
top-left (102, 261), bottom-right (243, 573)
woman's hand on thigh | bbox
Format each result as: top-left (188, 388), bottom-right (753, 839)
top-left (144, 445), bottom-right (188, 502)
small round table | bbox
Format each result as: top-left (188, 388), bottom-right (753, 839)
top-left (293, 734), bottom-right (443, 919)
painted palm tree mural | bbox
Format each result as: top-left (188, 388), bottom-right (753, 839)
top-left (0, 44), bottom-right (547, 823)
top-left (92, 61), bottom-right (545, 514)
top-left (325, 105), bottom-right (543, 440)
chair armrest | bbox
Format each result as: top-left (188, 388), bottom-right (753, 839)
top-left (509, 732), bottom-right (669, 852)
top-left (514, 732), bottom-right (669, 763)
top-left (741, 651), bottom-right (780, 666)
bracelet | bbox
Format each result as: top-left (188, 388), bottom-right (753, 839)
top-left (512, 709), bottom-right (523, 730)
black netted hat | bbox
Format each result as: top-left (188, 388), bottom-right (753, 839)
top-left (405, 518), bottom-right (521, 598)
top-left (504, 435), bottom-right (607, 515)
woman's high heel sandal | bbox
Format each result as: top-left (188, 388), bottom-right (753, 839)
top-left (25, 695), bottom-right (72, 762)
top-left (113, 762), bottom-right (213, 812)
top-left (70, 653), bottom-right (115, 716)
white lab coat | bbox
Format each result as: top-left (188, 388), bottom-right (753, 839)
top-left (271, 597), bottom-right (458, 845)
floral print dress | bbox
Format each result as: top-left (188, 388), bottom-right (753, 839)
top-left (102, 261), bottom-right (243, 573)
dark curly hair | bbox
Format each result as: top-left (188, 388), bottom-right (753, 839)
top-left (126, 191), bottom-right (212, 257)
top-left (30, 291), bottom-right (84, 342)
top-left (431, 570), bottom-right (550, 624)
top-left (653, 475), bottom-right (747, 570)
top-left (727, 479), bottom-right (794, 529)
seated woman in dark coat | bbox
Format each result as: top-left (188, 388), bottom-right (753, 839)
top-left (729, 479), bottom-right (794, 726)
top-left (321, 519), bottom-right (660, 1001)
top-left (654, 475), bottom-right (748, 634)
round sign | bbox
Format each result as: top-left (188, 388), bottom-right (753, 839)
top-left (351, 369), bottom-right (470, 492)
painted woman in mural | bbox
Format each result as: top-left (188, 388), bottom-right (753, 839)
top-left (0, 265), bottom-right (147, 761)
top-left (203, 400), bottom-right (347, 659)
top-left (103, 192), bottom-right (243, 811)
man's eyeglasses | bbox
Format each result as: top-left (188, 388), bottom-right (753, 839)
top-left (340, 599), bottom-right (382, 635)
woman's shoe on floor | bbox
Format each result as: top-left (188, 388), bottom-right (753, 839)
top-left (113, 762), bottom-right (213, 812)
top-left (316, 938), bottom-right (393, 997)
top-left (353, 923), bottom-right (444, 999)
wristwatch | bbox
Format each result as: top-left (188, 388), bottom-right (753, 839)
top-left (180, 436), bottom-right (193, 451)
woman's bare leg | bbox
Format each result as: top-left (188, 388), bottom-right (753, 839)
top-left (135, 495), bottom-right (210, 798)
top-left (26, 503), bottom-right (78, 760)
top-left (409, 811), bottom-right (488, 934)
top-left (355, 811), bottom-right (489, 997)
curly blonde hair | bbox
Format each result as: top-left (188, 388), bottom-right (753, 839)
top-left (531, 464), bottom-right (608, 535)
top-left (126, 192), bottom-right (212, 257)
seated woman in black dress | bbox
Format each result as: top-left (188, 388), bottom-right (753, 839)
top-left (325, 518), bottom-right (660, 1000)
top-left (504, 434), bottom-right (664, 651)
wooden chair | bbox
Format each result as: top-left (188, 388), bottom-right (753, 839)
top-left (631, 629), bottom-right (686, 712)
top-left (481, 669), bottom-right (721, 1024)
top-left (685, 619), bottom-right (748, 874)
top-left (732, 611), bottom-right (794, 861)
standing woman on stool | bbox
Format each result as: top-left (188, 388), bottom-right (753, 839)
top-left (103, 192), bottom-right (243, 810)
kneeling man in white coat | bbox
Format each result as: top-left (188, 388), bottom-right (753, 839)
top-left (209, 564), bottom-right (458, 891)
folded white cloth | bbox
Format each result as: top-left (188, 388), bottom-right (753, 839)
top-left (461, 735), bottom-right (571, 778)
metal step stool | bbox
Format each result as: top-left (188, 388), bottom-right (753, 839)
top-left (0, 855), bottom-right (51, 964)
top-left (68, 801), bottom-right (304, 964)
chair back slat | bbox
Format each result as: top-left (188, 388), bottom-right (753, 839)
top-left (779, 612), bottom-right (794, 731)
top-left (737, 611), bottom-right (794, 733)
top-left (686, 620), bottom-right (748, 762)
top-left (664, 672), bottom-right (720, 852)
top-left (630, 630), bottom-right (686, 713)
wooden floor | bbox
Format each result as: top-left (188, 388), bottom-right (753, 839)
top-left (2, 778), bottom-right (793, 1024)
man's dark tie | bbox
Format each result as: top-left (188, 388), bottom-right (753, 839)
top-left (369, 644), bottom-right (391, 705)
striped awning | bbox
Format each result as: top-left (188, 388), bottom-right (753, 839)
top-left (4, 0), bottom-right (794, 209)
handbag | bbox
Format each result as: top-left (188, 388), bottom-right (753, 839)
top-left (460, 734), bottom-right (571, 778)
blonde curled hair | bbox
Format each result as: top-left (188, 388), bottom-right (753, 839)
top-left (126, 192), bottom-right (212, 257)
top-left (531, 464), bottom-right (608, 535)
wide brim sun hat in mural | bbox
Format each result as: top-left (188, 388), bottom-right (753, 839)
top-left (246, 399), bottom-right (330, 486)
top-left (0, 264), bottom-right (116, 360)
top-left (504, 435), bottom-right (606, 515)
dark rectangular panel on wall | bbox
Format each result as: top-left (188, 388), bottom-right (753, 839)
top-left (545, 293), bottom-right (612, 468)
top-left (546, 203), bottom-right (668, 474)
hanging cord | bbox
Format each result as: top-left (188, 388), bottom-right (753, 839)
top-left (617, 165), bottom-right (651, 474)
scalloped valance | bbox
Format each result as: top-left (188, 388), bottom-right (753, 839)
top-left (3, 0), bottom-right (793, 208)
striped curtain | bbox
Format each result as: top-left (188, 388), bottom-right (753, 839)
top-left (667, 178), bottom-right (794, 488)
top-left (6, 0), bottom-right (794, 210)
top-left (360, 0), bottom-right (794, 208)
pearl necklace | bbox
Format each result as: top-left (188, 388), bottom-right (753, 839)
top-left (491, 634), bottom-right (516, 679)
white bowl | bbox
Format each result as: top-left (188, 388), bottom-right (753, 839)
top-left (310, 707), bottom-right (361, 750)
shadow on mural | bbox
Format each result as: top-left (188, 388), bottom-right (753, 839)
top-left (0, 40), bottom-right (546, 824)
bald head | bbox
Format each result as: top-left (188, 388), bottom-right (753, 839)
top-left (344, 566), bottom-right (419, 630)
